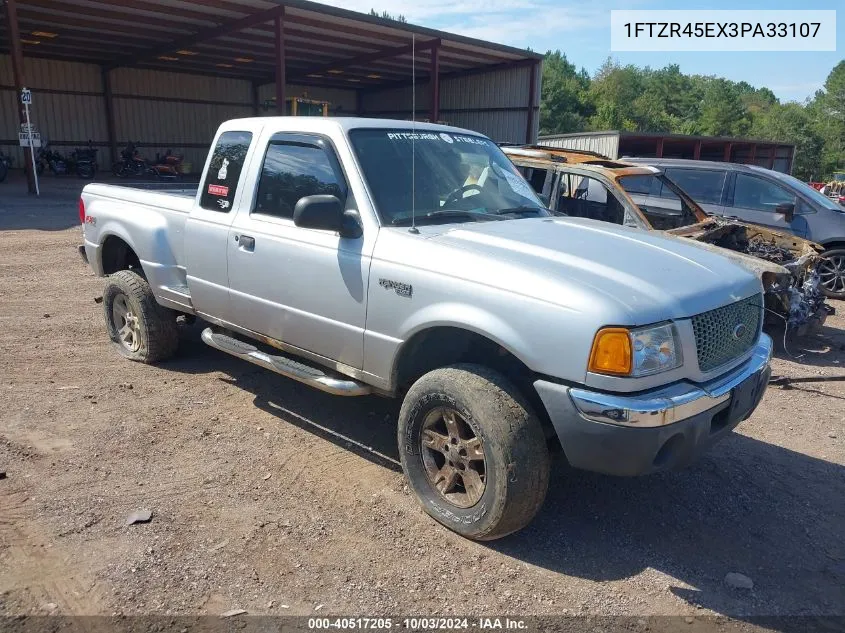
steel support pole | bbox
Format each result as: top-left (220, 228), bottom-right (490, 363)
top-left (429, 43), bottom-right (440, 122)
top-left (5, 0), bottom-right (36, 193)
top-left (274, 10), bottom-right (286, 115)
top-left (102, 68), bottom-right (118, 166)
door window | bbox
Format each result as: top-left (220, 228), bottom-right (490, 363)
top-left (517, 167), bottom-right (549, 195)
top-left (558, 174), bottom-right (625, 224)
top-left (733, 173), bottom-right (795, 211)
top-left (199, 131), bottom-right (253, 212)
top-left (664, 168), bottom-right (726, 204)
top-left (253, 141), bottom-right (346, 219)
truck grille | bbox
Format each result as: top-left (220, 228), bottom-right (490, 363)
top-left (692, 294), bottom-right (762, 373)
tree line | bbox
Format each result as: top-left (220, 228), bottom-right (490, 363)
top-left (540, 53), bottom-right (845, 181)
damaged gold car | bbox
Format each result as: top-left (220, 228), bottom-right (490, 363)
top-left (503, 146), bottom-right (832, 335)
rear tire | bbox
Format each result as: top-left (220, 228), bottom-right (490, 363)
top-left (398, 364), bottom-right (550, 541)
top-left (819, 248), bottom-right (845, 300)
top-left (103, 270), bottom-right (179, 363)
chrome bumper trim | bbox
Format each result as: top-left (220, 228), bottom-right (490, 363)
top-left (569, 334), bottom-right (772, 428)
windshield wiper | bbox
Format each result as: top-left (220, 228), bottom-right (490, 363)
top-left (390, 209), bottom-right (505, 226)
top-left (491, 205), bottom-right (548, 216)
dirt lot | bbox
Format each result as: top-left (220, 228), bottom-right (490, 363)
top-left (1, 179), bottom-right (843, 625)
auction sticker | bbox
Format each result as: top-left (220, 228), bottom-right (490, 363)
top-left (208, 184), bottom-right (229, 197)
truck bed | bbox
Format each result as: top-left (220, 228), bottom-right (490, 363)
top-left (82, 183), bottom-right (196, 214)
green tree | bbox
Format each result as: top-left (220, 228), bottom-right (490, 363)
top-left (698, 78), bottom-right (751, 136)
top-left (811, 61), bottom-right (845, 177)
top-left (369, 9), bottom-right (407, 22)
top-left (535, 56), bottom-right (842, 179)
top-left (539, 51), bottom-right (592, 135)
top-left (751, 102), bottom-right (823, 180)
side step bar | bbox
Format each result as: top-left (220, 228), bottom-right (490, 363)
top-left (201, 328), bottom-right (372, 397)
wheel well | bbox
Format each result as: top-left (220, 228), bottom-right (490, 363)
top-left (393, 327), bottom-right (560, 451)
top-left (821, 241), bottom-right (845, 252)
top-left (101, 236), bottom-right (142, 276)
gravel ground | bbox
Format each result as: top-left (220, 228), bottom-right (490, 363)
top-left (0, 178), bottom-right (843, 626)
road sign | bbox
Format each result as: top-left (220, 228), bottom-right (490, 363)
top-left (19, 132), bottom-right (42, 148)
top-left (20, 88), bottom-right (32, 105)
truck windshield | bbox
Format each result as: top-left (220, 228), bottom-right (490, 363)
top-left (348, 129), bottom-right (549, 226)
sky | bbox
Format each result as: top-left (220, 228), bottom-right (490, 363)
top-left (321, 0), bottom-right (842, 102)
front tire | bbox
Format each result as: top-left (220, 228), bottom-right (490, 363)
top-left (103, 270), bottom-right (179, 363)
top-left (398, 364), bottom-right (550, 541)
top-left (819, 248), bottom-right (845, 299)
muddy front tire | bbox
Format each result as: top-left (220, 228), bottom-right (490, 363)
top-left (103, 270), bottom-right (179, 363)
top-left (398, 364), bottom-right (550, 541)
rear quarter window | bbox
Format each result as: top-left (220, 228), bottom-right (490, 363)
top-left (200, 131), bottom-right (253, 212)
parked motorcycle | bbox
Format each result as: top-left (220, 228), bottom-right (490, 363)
top-left (0, 150), bottom-right (10, 183)
top-left (112, 141), bottom-right (149, 178)
top-left (72, 141), bottom-right (98, 180)
top-left (151, 149), bottom-right (184, 179)
top-left (36, 141), bottom-right (70, 176)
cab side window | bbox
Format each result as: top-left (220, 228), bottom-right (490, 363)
top-left (517, 167), bottom-right (549, 196)
top-left (558, 174), bottom-right (625, 224)
top-left (732, 173), bottom-right (795, 211)
top-left (253, 141), bottom-right (346, 219)
top-left (199, 131), bottom-right (253, 212)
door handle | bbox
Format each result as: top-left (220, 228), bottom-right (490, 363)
top-left (237, 235), bottom-right (255, 252)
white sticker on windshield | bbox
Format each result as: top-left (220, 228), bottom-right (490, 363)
top-left (439, 133), bottom-right (454, 144)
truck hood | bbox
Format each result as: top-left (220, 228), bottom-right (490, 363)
top-left (425, 217), bottom-right (761, 325)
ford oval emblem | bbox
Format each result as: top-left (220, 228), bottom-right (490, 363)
top-left (732, 323), bottom-right (747, 340)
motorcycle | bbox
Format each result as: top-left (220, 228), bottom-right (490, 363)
top-left (0, 150), bottom-right (10, 183)
top-left (112, 141), bottom-right (149, 178)
top-left (36, 141), bottom-right (71, 176)
top-left (72, 141), bottom-right (98, 180)
top-left (151, 149), bottom-right (184, 179)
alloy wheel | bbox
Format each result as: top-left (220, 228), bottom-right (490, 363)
top-left (420, 407), bottom-right (487, 508)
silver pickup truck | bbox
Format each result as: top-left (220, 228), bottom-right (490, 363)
top-left (79, 117), bottom-right (772, 540)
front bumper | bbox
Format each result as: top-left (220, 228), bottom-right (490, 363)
top-left (534, 334), bottom-right (772, 477)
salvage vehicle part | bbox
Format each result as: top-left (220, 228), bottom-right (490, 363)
top-left (504, 146), bottom-right (831, 335)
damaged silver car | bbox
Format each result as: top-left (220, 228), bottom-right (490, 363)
top-left (503, 146), bottom-right (832, 335)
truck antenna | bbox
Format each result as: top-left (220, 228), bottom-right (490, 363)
top-left (409, 33), bottom-right (419, 235)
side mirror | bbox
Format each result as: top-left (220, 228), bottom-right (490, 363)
top-left (776, 202), bottom-right (795, 223)
top-left (294, 195), bottom-right (361, 238)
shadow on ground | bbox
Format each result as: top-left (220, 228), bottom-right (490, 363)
top-left (770, 321), bottom-right (845, 370)
top-left (163, 324), bottom-right (845, 622)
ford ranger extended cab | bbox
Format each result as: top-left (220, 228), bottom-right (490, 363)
top-left (79, 118), bottom-right (772, 540)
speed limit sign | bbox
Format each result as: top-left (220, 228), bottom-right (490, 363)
top-left (20, 88), bottom-right (32, 105)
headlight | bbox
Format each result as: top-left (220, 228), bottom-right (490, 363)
top-left (589, 323), bottom-right (682, 377)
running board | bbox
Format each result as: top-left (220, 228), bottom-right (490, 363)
top-left (201, 328), bottom-right (371, 397)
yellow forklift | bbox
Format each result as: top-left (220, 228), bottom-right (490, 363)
top-left (262, 94), bottom-right (329, 116)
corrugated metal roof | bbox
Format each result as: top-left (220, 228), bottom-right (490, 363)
top-left (540, 130), bottom-right (794, 148)
top-left (1, 0), bottom-right (539, 90)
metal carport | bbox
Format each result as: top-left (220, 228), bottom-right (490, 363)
top-left (1, 0), bottom-right (542, 192)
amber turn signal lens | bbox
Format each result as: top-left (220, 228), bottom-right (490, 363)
top-left (588, 328), bottom-right (632, 376)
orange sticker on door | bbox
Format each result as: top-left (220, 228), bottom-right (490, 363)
top-left (208, 184), bottom-right (229, 197)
